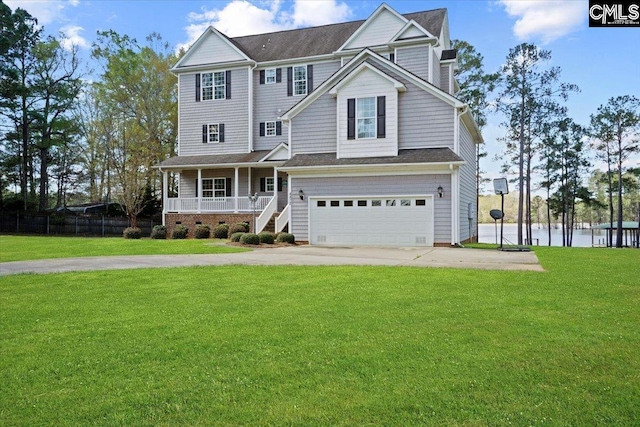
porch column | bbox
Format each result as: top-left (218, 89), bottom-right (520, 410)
top-left (247, 167), bottom-right (252, 196)
top-left (162, 169), bottom-right (168, 225)
top-left (197, 168), bottom-right (202, 213)
top-left (273, 167), bottom-right (278, 209)
top-left (234, 167), bottom-right (239, 213)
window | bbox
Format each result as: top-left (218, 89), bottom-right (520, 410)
top-left (202, 71), bottom-right (226, 100)
top-left (386, 199), bottom-right (396, 206)
top-left (401, 199), bottom-right (411, 207)
top-left (347, 97), bottom-right (385, 140)
top-left (260, 121), bottom-right (282, 137)
top-left (266, 177), bottom-right (275, 192)
top-left (416, 199), bottom-right (426, 206)
top-left (344, 200), bottom-right (353, 207)
top-left (317, 200), bottom-right (326, 207)
top-left (293, 65), bottom-right (307, 95)
top-left (372, 200), bottom-right (382, 207)
top-left (203, 123), bottom-right (224, 143)
top-left (201, 178), bottom-right (226, 198)
top-left (330, 201), bottom-right (340, 207)
top-left (266, 122), bottom-right (276, 136)
top-left (358, 200), bottom-right (367, 207)
top-left (357, 97), bottom-right (376, 139)
top-left (265, 68), bottom-right (276, 84)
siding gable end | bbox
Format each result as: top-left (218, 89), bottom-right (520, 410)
top-left (174, 28), bottom-right (249, 69)
top-left (340, 6), bottom-right (408, 51)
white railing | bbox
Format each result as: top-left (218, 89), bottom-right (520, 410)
top-left (166, 196), bottom-right (271, 213)
top-left (275, 204), bottom-right (290, 232)
top-left (255, 196), bottom-right (277, 233)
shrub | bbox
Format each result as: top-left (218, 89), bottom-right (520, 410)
top-left (212, 224), bottom-right (229, 239)
top-left (172, 225), bottom-right (189, 239)
top-left (228, 223), bottom-right (248, 236)
top-left (258, 232), bottom-right (275, 244)
top-left (239, 233), bottom-right (260, 245)
top-left (230, 232), bottom-right (245, 242)
top-left (150, 225), bottom-right (167, 239)
top-left (123, 227), bottom-right (142, 239)
top-left (194, 224), bottom-right (211, 239)
top-left (236, 222), bottom-right (250, 232)
top-left (276, 232), bottom-right (295, 244)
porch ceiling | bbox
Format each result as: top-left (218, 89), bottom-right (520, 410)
top-left (281, 148), bottom-right (463, 168)
top-left (157, 150), bottom-right (274, 169)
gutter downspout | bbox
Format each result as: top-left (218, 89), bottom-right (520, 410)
top-left (248, 61), bottom-right (257, 152)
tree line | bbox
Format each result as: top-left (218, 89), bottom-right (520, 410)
top-left (1, 3), bottom-right (638, 241)
top-left (452, 41), bottom-right (639, 248)
top-left (0, 3), bottom-right (179, 226)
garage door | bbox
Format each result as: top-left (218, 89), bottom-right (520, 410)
top-left (309, 196), bottom-right (434, 246)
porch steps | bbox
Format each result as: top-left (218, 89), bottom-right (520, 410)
top-left (260, 213), bottom-right (288, 234)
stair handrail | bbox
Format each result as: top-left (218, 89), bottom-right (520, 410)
top-left (255, 196), bottom-right (277, 233)
top-left (275, 204), bottom-right (290, 232)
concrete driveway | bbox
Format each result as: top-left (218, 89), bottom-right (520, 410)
top-left (0, 246), bottom-right (543, 276)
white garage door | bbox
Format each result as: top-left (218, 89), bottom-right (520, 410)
top-left (309, 196), bottom-right (434, 246)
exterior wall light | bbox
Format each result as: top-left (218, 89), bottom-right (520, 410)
top-left (298, 189), bottom-right (305, 200)
top-left (437, 185), bottom-right (444, 198)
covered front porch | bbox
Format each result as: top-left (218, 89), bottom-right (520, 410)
top-left (157, 147), bottom-right (292, 233)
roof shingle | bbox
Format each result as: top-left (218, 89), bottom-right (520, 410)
top-left (281, 148), bottom-right (463, 168)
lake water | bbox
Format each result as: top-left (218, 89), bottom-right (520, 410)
top-left (478, 223), bottom-right (607, 247)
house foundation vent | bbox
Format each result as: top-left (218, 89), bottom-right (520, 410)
top-left (415, 236), bottom-right (427, 245)
top-left (317, 235), bottom-right (327, 243)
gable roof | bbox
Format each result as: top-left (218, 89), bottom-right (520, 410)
top-left (216, 8), bottom-right (446, 63)
top-left (280, 48), bottom-right (463, 121)
top-left (173, 26), bottom-right (252, 71)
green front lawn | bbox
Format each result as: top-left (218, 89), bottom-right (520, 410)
top-left (1, 247), bottom-right (638, 425)
top-left (0, 235), bottom-right (248, 262)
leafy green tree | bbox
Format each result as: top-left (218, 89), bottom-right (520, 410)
top-left (0, 3), bottom-right (41, 210)
top-left (590, 95), bottom-right (640, 247)
top-left (30, 36), bottom-right (83, 211)
top-left (496, 43), bottom-right (578, 245)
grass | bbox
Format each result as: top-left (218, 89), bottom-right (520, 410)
top-left (0, 247), bottom-right (639, 425)
top-left (0, 235), bottom-right (248, 262)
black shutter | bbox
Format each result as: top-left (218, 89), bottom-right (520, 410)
top-left (287, 67), bottom-right (293, 96)
top-left (259, 70), bottom-right (265, 84)
top-left (195, 73), bottom-right (201, 102)
top-left (260, 178), bottom-right (266, 192)
top-left (195, 179), bottom-right (198, 197)
top-left (219, 123), bottom-right (225, 142)
top-left (377, 96), bottom-right (386, 138)
top-left (277, 177), bottom-right (283, 192)
top-left (226, 178), bottom-right (232, 197)
top-left (259, 122), bottom-right (265, 137)
top-left (347, 98), bottom-right (356, 140)
top-left (202, 124), bottom-right (208, 143)
top-left (225, 70), bottom-right (231, 99)
top-left (276, 121), bottom-right (282, 136)
top-left (307, 64), bottom-right (313, 93)
top-left (389, 53), bottom-right (395, 63)
top-left (276, 68), bottom-right (282, 83)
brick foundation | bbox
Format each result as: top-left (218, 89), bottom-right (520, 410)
top-left (164, 213), bottom-right (255, 238)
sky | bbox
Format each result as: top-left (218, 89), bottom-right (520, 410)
top-left (5, 0), bottom-right (640, 192)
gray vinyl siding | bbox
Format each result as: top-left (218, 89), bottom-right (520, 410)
top-left (291, 92), bottom-right (337, 155)
top-left (178, 68), bottom-right (249, 156)
top-left (396, 45), bottom-right (430, 81)
top-left (398, 81), bottom-right (455, 149)
top-left (254, 60), bottom-right (340, 151)
top-left (431, 48), bottom-right (440, 87)
top-left (290, 174), bottom-right (451, 243)
top-left (458, 122), bottom-right (477, 242)
top-left (440, 65), bottom-right (450, 93)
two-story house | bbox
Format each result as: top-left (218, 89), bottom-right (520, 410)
top-left (156, 3), bottom-right (482, 246)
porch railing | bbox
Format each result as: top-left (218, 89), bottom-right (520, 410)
top-left (166, 196), bottom-right (271, 213)
top-left (275, 204), bottom-right (290, 233)
top-left (256, 196), bottom-right (278, 233)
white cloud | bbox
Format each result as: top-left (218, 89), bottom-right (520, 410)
top-left (60, 25), bottom-right (88, 50)
top-left (292, 0), bottom-right (351, 27)
top-left (4, 0), bottom-right (80, 26)
top-left (179, 0), bottom-right (352, 51)
top-left (498, 0), bottom-right (586, 44)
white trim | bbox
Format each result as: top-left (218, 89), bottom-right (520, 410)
top-left (337, 4), bottom-right (408, 52)
top-left (292, 64), bottom-right (308, 96)
top-left (282, 163), bottom-right (462, 176)
top-left (197, 169), bottom-right (202, 213)
top-left (281, 48), bottom-right (463, 121)
top-left (177, 78), bottom-right (181, 155)
top-left (234, 167), bottom-right (239, 213)
top-left (390, 19), bottom-right (436, 42)
top-left (258, 143), bottom-right (290, 162)
top-left (451, 168), bottom-right (460, 245)
top-left (285, 170), bottom-right (453, 179)
top-left (172, 26), bottom-right (251, 71)
top-left (453, 108), bottom-right (459, 154)
top-left (428, 44), bottom-right (433, 85)
top-left (248, 65), bottom-right (255, 152)
top-left (172, 60), bottom-right (253, 74)
top-left (328, 62), bottom-right (406, 96)
top-left (205, 123), bottom-right (221, 143)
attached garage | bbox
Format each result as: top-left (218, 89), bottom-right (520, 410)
top-left (309, 196), bottom-right (434, 246)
